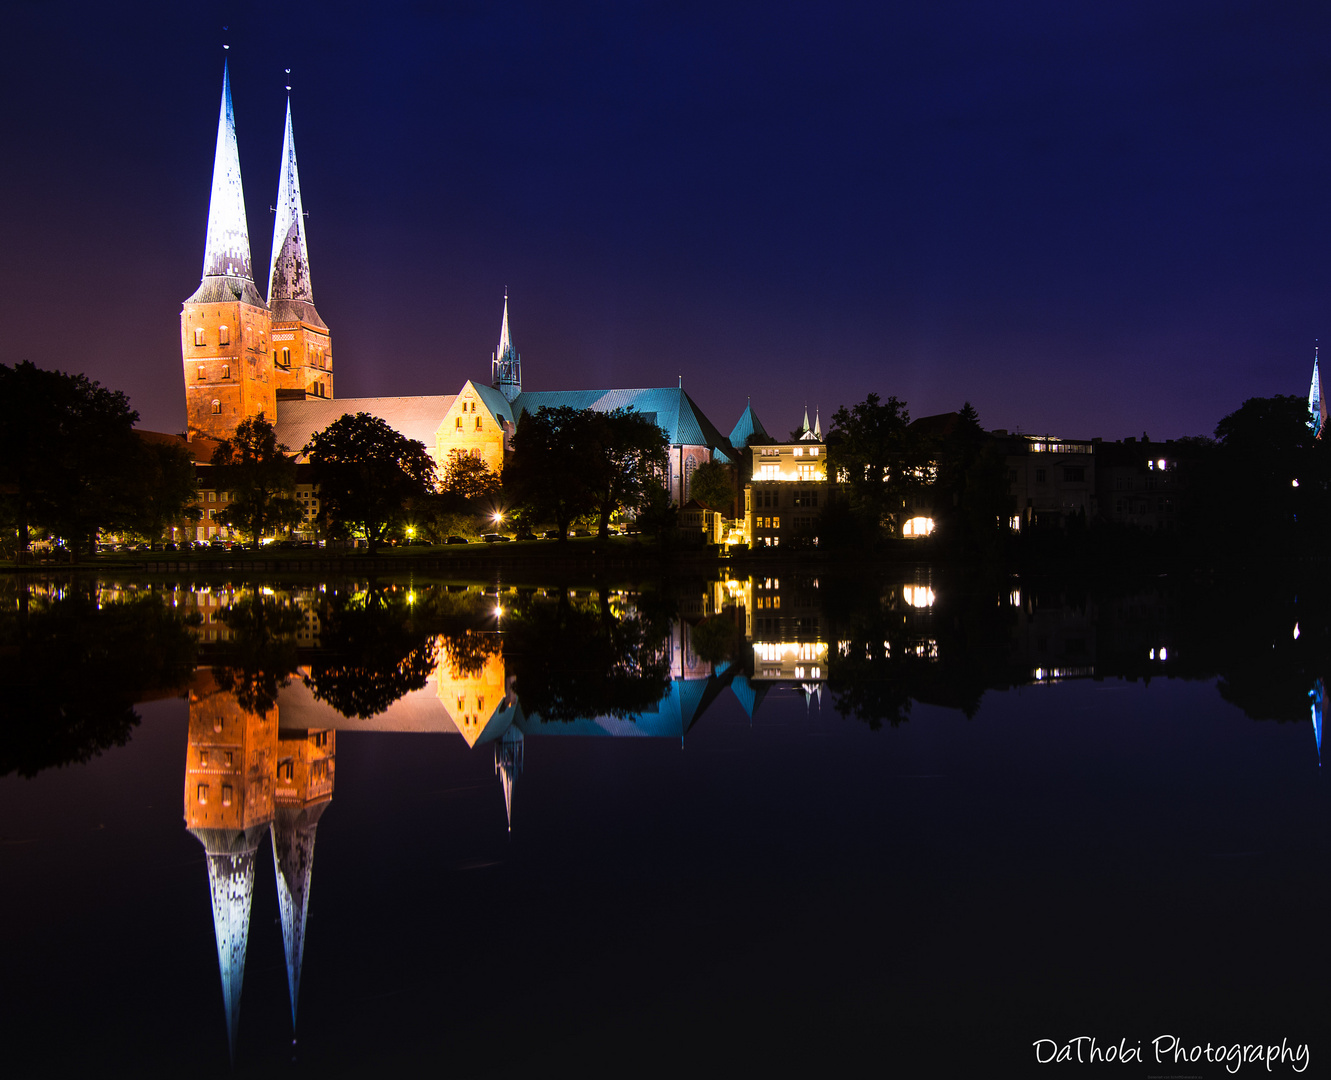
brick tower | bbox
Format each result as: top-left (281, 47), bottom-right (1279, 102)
top-left (181, 57), bottom-right (274, 441)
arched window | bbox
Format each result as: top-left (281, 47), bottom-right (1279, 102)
top-left (196, 365), bottom-right (205, 380)
top-left (282, 347), bottom-right (291, 368)
top-left (685, 456), bottom-right (698, 499)
top-left (211, 400), bottom-right (221, 414)
top-left (221, 364), bottom-right (230, 379)
top-left (193, 327), bottom-right (206, 347)
top-left (218, 325), bottom-right (230, 345)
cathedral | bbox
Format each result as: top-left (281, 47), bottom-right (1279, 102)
top-left (182, 59), bottom-right (747, 505)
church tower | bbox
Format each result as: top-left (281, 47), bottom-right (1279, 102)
top-left (268, 88), bottom-right (332, 402)
top-left (181, 57), bottom-right (274, 441)
top-left (491, 292), bottom-right (522, 403)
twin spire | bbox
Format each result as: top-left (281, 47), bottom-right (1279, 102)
top-left (198, 58), bottom-right (314, 307)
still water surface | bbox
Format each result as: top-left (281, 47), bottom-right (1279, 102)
top-left (1, 571), bottom-right (1326, 1077)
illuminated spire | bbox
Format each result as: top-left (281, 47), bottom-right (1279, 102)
top-left (268, 91), bottom-right (313, 305)
top-left (491, 291), bottom-right (522, 404)
top-left (1310, 345), bottom-right (1325, 439)
top-left (270, 801), bottom-right (328, 1029)
top-left (201, 59), bottom-right (254, 282)
top-left (190, 825), bottom-right (266, 1064)
top-left (813, 408), bottom-right (821, 440)
top-left (1312, 678), bottom-right (1324, 765)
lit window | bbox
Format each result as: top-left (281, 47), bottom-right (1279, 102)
top-left (455, 417), bottom-right (462, 431)
top-left (218, 326), bottom-right (230, 345)
top-left (282, 347), bottom-right (291, 368)
top-left (194, 327), bottom-right (206, 347)
top-left (474, 416), bottom-right (482, 431)
top-left (199, 749), bottom-right (209, 766)
top-left (211, 400), bottom-right (221, 414)
top-left (221, 784), bottom-right (233, 806)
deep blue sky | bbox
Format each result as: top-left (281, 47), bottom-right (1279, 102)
top-left (3, 1), bottom-right (1330, 441)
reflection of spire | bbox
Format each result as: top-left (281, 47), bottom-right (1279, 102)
top-left (800, 682), bottom-right (823, 712)
top-left (189, 825), bottom-right (267, 1063)
top-left (271, 801), bottom-right (328, 1029)
top-left (495, 728), bottom-right (524, 832)
top-left (1312, 678), bottom-right (1324, 765)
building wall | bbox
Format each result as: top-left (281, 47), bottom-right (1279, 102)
top-left (181, 299), bottom-right (275, 440)
top-left (435, 381), bottom-right (508, 476)
top-left (184, 668), bottom-right (278, 832)
top-left (744, 443), bottom-right (830, 547)
top-left (1000, 435), bottom-right (1096, 528)
top-left (271, 320), bottom-right (333, 400)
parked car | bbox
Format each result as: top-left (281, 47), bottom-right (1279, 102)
top-left (445, 535), bottom-right (469, 545)
top-left (481, 533), bottom-right (511, 543)
top-left (164, 542), bottom-right (177, 552)
top-left (515, 528), bottom-right (535, 541)
top-left (540, 529), bottom-right (561, 539)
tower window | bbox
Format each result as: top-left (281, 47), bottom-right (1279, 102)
top-left (211, 400), bottom-right (221, 414)
top-left (197, 365), bottom-right (205, 380)
top-left (282, 347), bottom-right (291, 368)
top-left (194, 327), bottom-right (206, 347)
top-left (221, 364), bottom-right (230, 379)
top-left (218, 326), bottom-right (230, 345)
top-left (197, 784), bottom-right (208, 805)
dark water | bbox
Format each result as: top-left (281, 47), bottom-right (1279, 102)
top-left (0, 571), bottom-right (1326, 1078)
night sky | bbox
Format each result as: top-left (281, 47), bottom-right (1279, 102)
top-left (4, 1), bottom-right (1331, 442)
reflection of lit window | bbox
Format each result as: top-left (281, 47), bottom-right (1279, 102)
top-left (902, 585), bottom-right (935, 607)
top-left (199, 750), bottom-right (209, 766)
top-left (277, 761), bottom-right (293, 781)
top-left (197, 784), bottom-right (208, 805)
top-left (902, 517), bottom-right (934, 538)
top-left (221, 784), bottom-right (233, 806)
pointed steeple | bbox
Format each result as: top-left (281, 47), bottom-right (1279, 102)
top-left (268, 94), bottom-right (313, 305)
top-left (1310, 345), bottom-right (1325, 439)
top-left (491, 291), bottom-right (522, 404)
top-left (813, 408), bottom-right (821, 440)
top-left (271, 801), bottom-right (328, 1029)
top-left (202, 60), bottom-right (254, 283)
top-left (190, 825), bottom-right (266, 1064)
top-left (729, 398), bottom-right (768, 448)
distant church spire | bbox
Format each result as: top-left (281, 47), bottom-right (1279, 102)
top-left (492, 291), bottom-right (522, 404)
top-left (1310, 344), bottom-right (1325, 439)
top-left (495, 729), bottom-right (524, 832)
top-left (268, 90), bottom-right (313, 305)
top-left (813, 408), bottom-right (822, 440)
top-left (201, 59), bottom-right (254, 282)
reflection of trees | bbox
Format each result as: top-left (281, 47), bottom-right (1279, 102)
top-left (213, 593), bottom-right (303, 716)
top-left (0, 584), bottom-right (197, 776)
top-left (442, 630), bottom-right (501, 679)
top-left (504, 588), bottom-right (674, 721)
top-left (821, 574), bottom-right (1018, 728)
top-left (302, 586), bottom-right (438, 719)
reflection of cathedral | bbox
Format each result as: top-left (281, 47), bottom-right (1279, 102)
top-left (184, 669), bottom-right (334, 1057)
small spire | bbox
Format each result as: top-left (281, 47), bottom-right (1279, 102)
top-left (813, 407), bottom-right (821, 440)
top-left (201, 58), bottom-right (255, 282)
top-left (1310, 342), bottom-right (1325, 439)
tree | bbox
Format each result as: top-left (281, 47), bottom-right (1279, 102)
top-left (689, 459), bottom-right (736, 514)
top-left (305, 412), bottom-right (438, 552)
top-left (825, 393), bottom-right (924, 541)
top-left (123, 438), bottom-right (201, 543)
top-left (0, 361), bottom-right (142, 559)
top-left (582, 408), bottom-right (670, 539)
top-left (503, 406), bottom-right (597, 542)
top-left (932, 403), bottom-right (1013, 553)
top-left (211, 415), bottom-right (301, 544)
top-left (440, 452), bottom-right (500, 504)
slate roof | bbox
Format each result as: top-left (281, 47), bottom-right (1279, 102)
top-left (273, 395), bottom-right (456, 459)
top-left (513, 387), bottom-right (736, 461)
